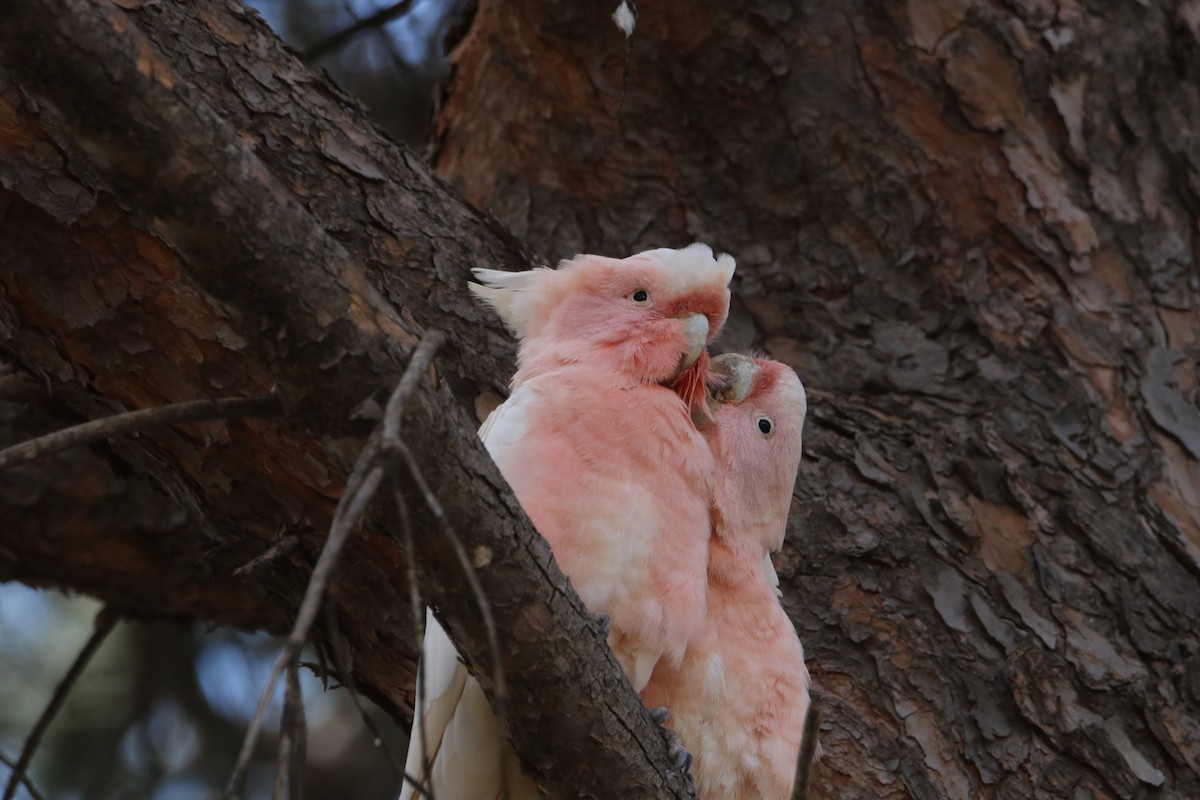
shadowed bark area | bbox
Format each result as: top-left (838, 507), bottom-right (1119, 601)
top-left (0, 1), bottom-right (700, 798)
top-left (436, 1), bottom-right (1200, 798)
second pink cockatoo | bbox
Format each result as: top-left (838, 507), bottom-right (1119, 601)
top-left (399, 244), bottom-right (735, 800)
top-left (641, 353), bottom-right (813, 800)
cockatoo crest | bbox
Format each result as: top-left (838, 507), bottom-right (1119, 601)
top-left (471, 243), bottom-right (734, 340)
top-left (470, 244), bottom-right (734, 394)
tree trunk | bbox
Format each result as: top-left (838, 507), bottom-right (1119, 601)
top-left (435, 1), bottom-right (1200, 798)
top-left (2, 0), bottom-right (1198, 799)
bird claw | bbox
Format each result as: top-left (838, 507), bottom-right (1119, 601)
top-left (649, 707), bottom-right (694, 778)
top-left (667, 739), bottom-right (693, 775)
top-left (592, 613), bottom-right (611, 636)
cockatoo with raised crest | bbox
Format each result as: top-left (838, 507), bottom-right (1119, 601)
top-left (399, 244), bottom-right (735, 800)
top-left (641, 353), bottom-right (813, 800)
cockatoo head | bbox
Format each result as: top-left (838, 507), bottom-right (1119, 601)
top-left (707, 353), bottom-right (807, 551)
top-left (470, 244), bottom-right (734, 401)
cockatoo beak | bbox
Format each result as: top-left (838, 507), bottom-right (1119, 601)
top-left (675, 313), bottom-right (710, 376)
top-left (707, 353), bottom-right (760, 410)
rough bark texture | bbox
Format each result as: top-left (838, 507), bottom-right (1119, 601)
top-left (3, 0), bottom-right (1199, 798)
top-left (0, 1), bottom-right (699, 798)
top-left (435, 1), bottom-right (1200, 798)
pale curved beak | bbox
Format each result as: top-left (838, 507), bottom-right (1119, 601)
top-left (708, 352), bottom-right (759, 407)
top-left (677, 313), bottom-right (710, 374)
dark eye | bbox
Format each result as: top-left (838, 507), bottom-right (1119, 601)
top-left (757, 418), bottom-right (773, 435)
top-left (631, 289), bottom-right (650, 303)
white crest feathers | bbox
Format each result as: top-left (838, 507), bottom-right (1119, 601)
top-left (468, 267), bottom-right (553, 339)
top-left (469, 243), bottom-right (735, 339)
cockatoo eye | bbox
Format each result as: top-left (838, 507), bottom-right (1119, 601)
top-left (757, 418), bottom-right (773, 435)
top-left (631, 289), bottom-right (650, 303)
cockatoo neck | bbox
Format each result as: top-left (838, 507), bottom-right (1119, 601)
top-left (707, 528), bottom-right (773, 589)
top-left (513, 343), bottom-right (645, 387)
top-left (514, 332), bottom-right (709, 397)
top-left (712, 472), bottom-right (790, 553)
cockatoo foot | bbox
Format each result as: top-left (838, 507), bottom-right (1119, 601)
top-left (666, 738), bottom-right (693, 776)
top-left (592, 612), bottom-right (611, 637)
top-left (648, 707), bottom-right (693, 776)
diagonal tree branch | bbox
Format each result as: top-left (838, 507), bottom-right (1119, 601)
top-left (1, 0), bottom-right (410, 427)
top-left (0, 1), bottom-right (695, 798)
top-left (0, 394), bottom-right (280, 470)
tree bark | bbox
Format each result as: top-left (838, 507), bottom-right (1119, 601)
top-left (4, 0), bottom-right (1200, 798)
top-left (433, 1), bottom-right (1200, 798)
top-left (0, 1), bottom-right (697, 798)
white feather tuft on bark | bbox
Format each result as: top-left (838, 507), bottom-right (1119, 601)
top-left (612, 1), bottom-right (637, 38)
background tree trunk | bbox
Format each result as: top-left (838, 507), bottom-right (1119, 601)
top-left (1, 0), bottom-right (1198, 798)
top-left (436, 1), bottom-right (1200, 798)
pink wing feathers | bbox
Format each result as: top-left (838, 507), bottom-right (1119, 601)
top-left (400, 244), bottom-right (734, 800)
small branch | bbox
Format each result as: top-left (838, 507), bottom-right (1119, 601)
top-left (224, 332), bottom-right (444, 799)
top-left (0, 394), bottom-right (281, 471)
top-left (323, 602), bottom-right (410, 779)
top-left (391, 484), bottom-right (436, 800)
top-left (790, 702), bottom-right (821, 800)
top-left (302, 0), bottom-right (416, 62)
top-left (274, 659), bottom-right (305, 800)
top-left (234, 534), bottom-right (302, 577)
top-left (224, 459), bottom-right (385, 798)
top-left (1, 608), bottom-right (118, 800)
top-left (0, 752), bottom-right (47, 800)
top-left (395, 439), bottom-right (511, 800)
top-left (377, 329), bottom-right (510, 798)
top-left (380, 333), bottom-right (445, 443)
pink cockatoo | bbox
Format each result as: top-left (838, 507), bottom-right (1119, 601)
top-left (399, 244), bottom-right (735, 800)
top-left (641, 353), bottom-right (813, 800)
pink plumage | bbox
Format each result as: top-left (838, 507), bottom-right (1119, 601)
top-left (642, 354), bottom-right (813, 800)
top-left (400, 244), bottom-right (735, 800)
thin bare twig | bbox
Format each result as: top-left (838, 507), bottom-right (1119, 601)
top-left (391, 483), bottom-right (436, 800)
top-left (302, 0), bottom-right (416, 62)
top-left (1, 608), bottom-right (118, 800)
top-left (0, 394), bottom-right (280, 471)
top-left (323, 603), bottom-right (410, 777)
top-left (291, 663), bottom-right (307, 800)
top-left (224, 332), bottom-right (444, 800)
top-left (376, 330), bottom-right (449, 800)
top-left (0, 752), bottom-right (47, 800)
top-left (273, 659), bottom-right (305, 800)
top-left (273, 691), bottom-right (292, 800)
top-left (395, 439), bottom-right (511, 800)
top-left (234, 534), bottom-right (302, 577)
top-left (224, 459), bottom-right (385, 799)
top-left (379, 334), bottom-right (443, 444)
top-left (790, 702), bottom-right (821, 800)
top-left (375, 328), bottom-right (502, 799)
